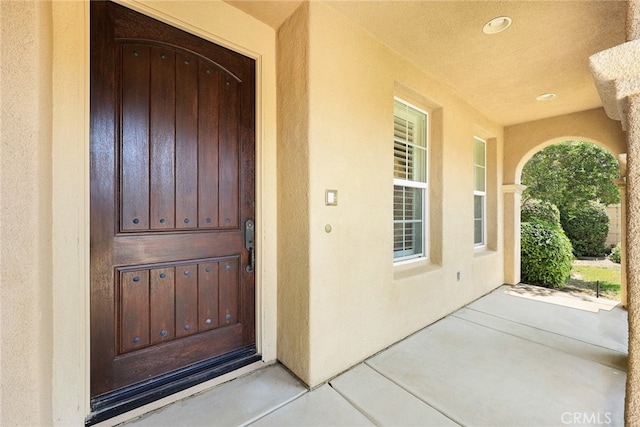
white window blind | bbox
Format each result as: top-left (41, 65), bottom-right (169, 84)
top-left (393, 99), bottom-right (428, 261)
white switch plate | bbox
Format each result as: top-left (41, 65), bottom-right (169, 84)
top-left (325, 189), bottom-right (338, 206)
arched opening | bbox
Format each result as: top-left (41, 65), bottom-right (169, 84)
top-left (515, 137), bottom-right (617, 185)
top-left (502, 109), bottom-right (627, 291)
top-left (516, 139), bottom-right (623, 303)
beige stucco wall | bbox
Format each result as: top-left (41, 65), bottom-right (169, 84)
top-left (278, 2), bottom-right (505, 387)
top-left (1, 1), bottom-right (54, 425)
top-left (2, 0), bottom-right (278, 424)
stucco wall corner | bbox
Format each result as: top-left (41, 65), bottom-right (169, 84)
top-left (625, 93), bottom-right (640, 426)
top-left (276, 1), bottom-right (312, 384)
top-left (628, 0), bottom-right (640, 42)
top-left (589, 39), bottom-right (640, 129)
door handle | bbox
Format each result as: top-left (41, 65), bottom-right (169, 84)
top-left (245, 219), bottom-right (255, 273)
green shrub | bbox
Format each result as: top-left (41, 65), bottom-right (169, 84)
top-left (561, 204), bottom-right (609, 257)
top-left (521, 220), bottom-right (574, 288)
top-left (521, 199), bottom-right (561, 228)
top-left (610, 242), bottom-right (621, 264)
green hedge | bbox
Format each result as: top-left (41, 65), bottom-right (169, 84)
top-left (521, 220), bottom-right (574, 288)
top-left (561, 204), bottom-right (609, 257)
top-left (521, 199), bottom-right (561, 228)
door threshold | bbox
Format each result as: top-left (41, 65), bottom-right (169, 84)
top-left (86, 346), bottom-right (260, 426)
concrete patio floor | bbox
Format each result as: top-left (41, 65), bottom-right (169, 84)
top-left (123, 285), bottom-right (628, 426)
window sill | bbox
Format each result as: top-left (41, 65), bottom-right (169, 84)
top-left (393, 256), bottom-right (427, 267)
top-left (474, 247), bottom-right (497, 258)
top-left (393, 257), bottom-right (441, 280)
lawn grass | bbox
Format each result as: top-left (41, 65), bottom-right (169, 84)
top-left (566, 264), bottom-right (621, 300)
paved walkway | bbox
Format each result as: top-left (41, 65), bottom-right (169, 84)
top-left (125, 285), bottom-right (628, 426)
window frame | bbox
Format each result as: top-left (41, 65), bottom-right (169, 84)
top-left (393, 97), bottom-right (429, 263)
top-left (473, 136), bottom-right (486, 248)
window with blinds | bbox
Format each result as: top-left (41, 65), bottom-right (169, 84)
top-left (393, 99), bottom-right (428, 261)
top-left (474, 137), bottom-right (486, 247)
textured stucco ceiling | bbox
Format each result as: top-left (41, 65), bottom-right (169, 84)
top-left (225, 0), bottom-right (626, 126)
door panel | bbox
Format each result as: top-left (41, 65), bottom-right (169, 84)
top-left (119, 270), bottom-right (150, 353)
top-left (121, 44), bottom-right (150, 232)
top-left (148, 46), bottom-right (176, 230)
top-left (199, 262), bottom-right (220, 331)
top-left (175, 54), bottom-right (199, 230)
top-left (150, 267), bottom-right (175, 345)
top-left (90, 1), bottom-right (255, 399)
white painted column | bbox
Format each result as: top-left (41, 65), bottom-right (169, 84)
top-left (503, 184), bottom-right (526, 285)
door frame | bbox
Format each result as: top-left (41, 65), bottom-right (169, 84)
top-left (51, 1), bottom-right (278, 424)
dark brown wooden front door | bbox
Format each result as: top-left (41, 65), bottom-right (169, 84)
top-left (90, 1), bottom-right (255, 401)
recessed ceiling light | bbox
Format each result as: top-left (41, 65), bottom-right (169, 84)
top-left (536, 93), bottom-right (557, 101)
top-left (482, 16), bottom-right (512, 34)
